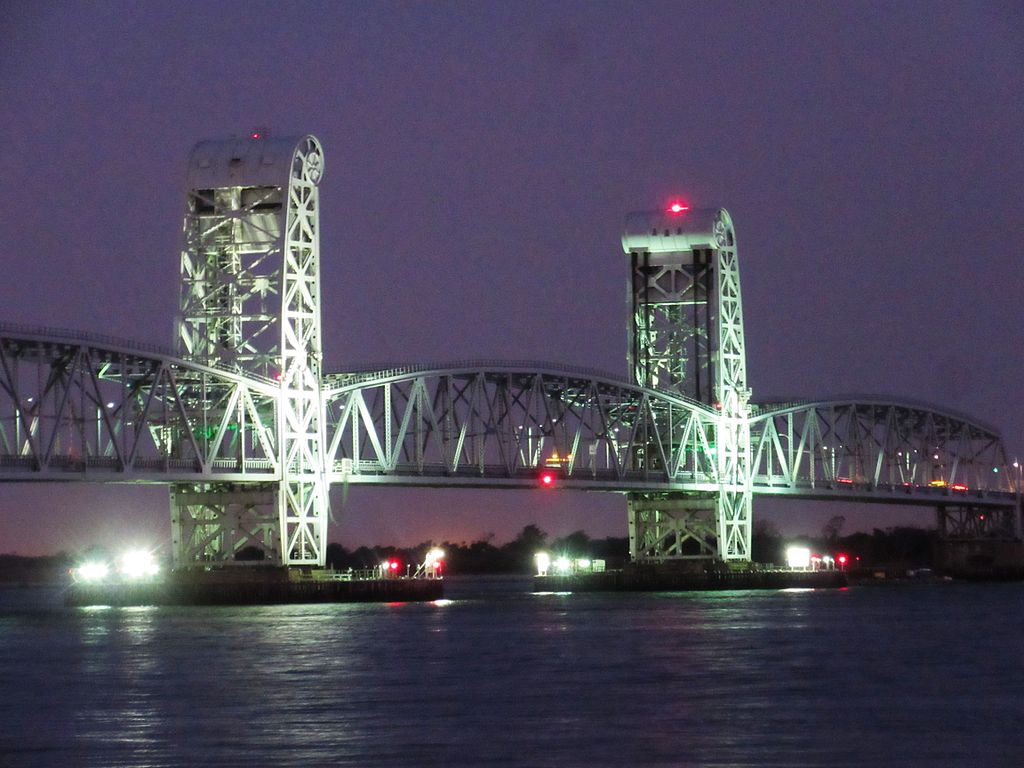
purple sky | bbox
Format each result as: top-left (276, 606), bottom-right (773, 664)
top-left (1, 1), bottom-right (1021, 556)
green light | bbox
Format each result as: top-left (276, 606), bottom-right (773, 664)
top-left (193, 423), bottom-right (240, 440)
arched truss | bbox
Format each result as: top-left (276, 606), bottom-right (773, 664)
top-left (749, 398), bottom-right (1017, 506)
top-left (0, 329), bottom-right (1017, 525)
top-left (0, 326), bottom-right (280, 482)
top-left (322, 362), bottom-right (721, 492)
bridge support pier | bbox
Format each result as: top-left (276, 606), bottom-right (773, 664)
top-left (936, 504), bottom-right (1019, 541)
top-left (628, 493), bottom-right (718, 561)
top-left (934, 504), bottom-right (1024, 578)
top-left (171, 485), bottom-right (279, 567)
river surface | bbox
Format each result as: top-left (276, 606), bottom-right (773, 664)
top-left (1, 577), bottom-right (1022, 767)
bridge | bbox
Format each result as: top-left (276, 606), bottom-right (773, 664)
top-left (0, 134), bottom-right (1018, 567)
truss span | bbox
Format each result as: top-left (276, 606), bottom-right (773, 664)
top-left (1, 330), bottom-right (1016, 512)
top-left (323, 363), bottom-right (722, 492)
top-left (749, 397), bottom-right (1017, 507)
top-left (0, 328), bottom-right (281, 483)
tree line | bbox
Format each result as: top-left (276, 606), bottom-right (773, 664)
top-left (752, 516), bottom-right (937, 568)
top-left (0, 518), bottom-right (943, 583)
top-left (322, 517), bottom-right (940, 574)
top-left (321, 525), bottom-right (630, 574)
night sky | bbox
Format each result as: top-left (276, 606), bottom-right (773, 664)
top-left (1, 1), bottom-right (1021, 556)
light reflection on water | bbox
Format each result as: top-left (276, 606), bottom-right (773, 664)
top-left (1, 581), bottom-right (1023, 766)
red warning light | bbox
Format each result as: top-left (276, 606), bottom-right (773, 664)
top-left (837, 554), bottom-right (848, 566)
top-left (539, 471), bottom-right (556, 487)
top-left (667, 202), bottom-right (689, 214)
top-left (250, 132), bottom-right (262, 139)
top-left (388, 559), bottom-right (400, 571)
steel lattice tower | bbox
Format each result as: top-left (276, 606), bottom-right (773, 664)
top-left (623, 207), bottom-right (753, 562)
top-left (171, 134), bottom-right (329, 567)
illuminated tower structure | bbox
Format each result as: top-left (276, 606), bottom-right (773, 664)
top-left (622, 206), bottom-right (753, 562)
top-left (171, 134), bottom-right (329, 567)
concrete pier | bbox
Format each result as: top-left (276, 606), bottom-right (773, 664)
top-left (535, 564), bottom-right (848, 592)
top-left (66, 567), bottom-right (443, 606)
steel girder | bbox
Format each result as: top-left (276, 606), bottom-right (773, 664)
top-left (276, 137), bottom-right (329, 566)
top-left (937, 505), bottom-right (1020, 540)
top-left (712, 227), bottom-right (753, 561)
top-left (748, 398), bottom-right (1017, 507)
top-left (0, 328), bottom-right (280, 482)
top-left (627, 249), bottom-right (714, 400)
top-left (322, 365), bottom-right (720, 491)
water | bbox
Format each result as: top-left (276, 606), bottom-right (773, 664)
top-left (1, 577), bottom-right (1022, 767)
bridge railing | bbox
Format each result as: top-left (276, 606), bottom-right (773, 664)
top-left (0, 323), bottom-right (280, 389)
top-left (324, 360), bottom-right (711, 412)
top-left (326, 358), bottom-right (628, 386)
top-left (0, 321), bottom-right (178, 358)
top-left (329, 459), bottom-right (720, 486)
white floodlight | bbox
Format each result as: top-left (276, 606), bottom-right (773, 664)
top-left (553, 556), bottom-right (572, 574)
top-left (534, 551), bottom-right (550, 576)
top-left (76, 561), bottom-right (110, 582)
top-left (119, 549), bottom-right (160, 580)
top-left (576, 558), bottom-right (591, 570)
top-left (423, 547), bottom-right (445, 575)
top-left (786, 546), bottom-right (811, 570)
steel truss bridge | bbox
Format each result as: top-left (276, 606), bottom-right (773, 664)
top-left (0, 134), bottom-right (1018, 567)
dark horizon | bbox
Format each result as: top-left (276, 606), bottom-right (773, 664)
top-left (1, 516), bottom-right (940, 568)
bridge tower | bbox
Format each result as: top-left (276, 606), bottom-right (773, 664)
top-left (622, 207), bottom-right (753, 562)
top-left (171, 133), bottom-right (329, 567)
